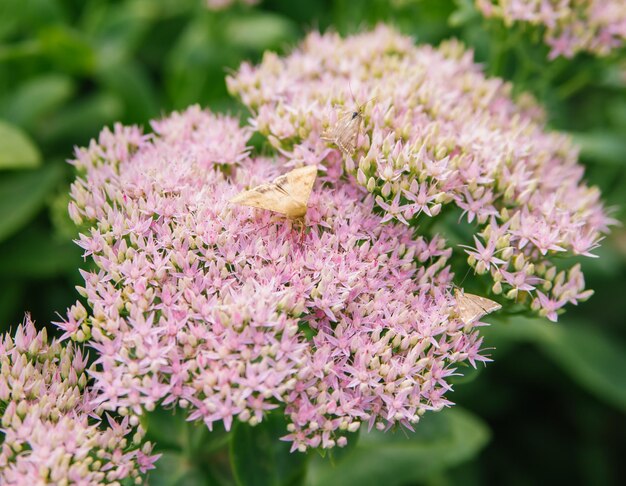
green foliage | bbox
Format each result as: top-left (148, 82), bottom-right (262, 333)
top-left (0, 162), bottom-right (62, 242)
top-left (143, 407), bottom-right (234, 485)
top-left (306, 408), bottom-right (490, 486)
top-left (231, 414), bottom-right (308, 486)
top-left (0, 120), bottom-right (41, 169)
top-left (1, 0), bottom-right (625, 484)
top-left (486, 317), bottom-right (626, 414)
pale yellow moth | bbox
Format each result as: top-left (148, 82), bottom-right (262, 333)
top-left (229, 165), bottom-right (318, 219)
top-left (322, 97), bottom-right (375, 156)
top-left (454, 288), bottom-right (502, 324)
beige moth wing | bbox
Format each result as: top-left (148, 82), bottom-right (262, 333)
top-left (229, 165), bottom-right (318, 218)
top-left (322, 109), bottom-right (363, 156)
top-left (454, 288), bottom-right (502, 325)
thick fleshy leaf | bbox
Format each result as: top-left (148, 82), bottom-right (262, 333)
top-left (0, 120), bottom-right (42, 169)
top-left (0, 163), bottom-right (63, 242)
top-left (485, 317), bottom-right (626, 413)
top-left (230, 413), bottom-right (308, 486)
top-left (306, 408), bottom-right (490, 486)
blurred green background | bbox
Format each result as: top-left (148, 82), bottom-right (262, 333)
top-left (1, 0), bottom-right (625, 484)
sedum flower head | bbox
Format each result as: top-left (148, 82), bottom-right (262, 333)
top-left (63, 106), bottom-right (487, 451)
top-left (227, 25), bottom-right (612, 322)
top-left (476, 0), bottom-right (626, 58)
top-left (0, 316), bottom-right (158, 484)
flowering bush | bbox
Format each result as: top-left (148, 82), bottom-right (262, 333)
top-left (227, 25), bottom-right (612, 322)
top-left (0, 317), bottom-right (158, 484)
top-left (476, 0), bottom-right (626, 58)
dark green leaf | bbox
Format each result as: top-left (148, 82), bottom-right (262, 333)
top-left (485, 317), bottom-right (626, 413)
top-left (40, 93), bottom-right (123, 146)
top-left (82, 1), bottom-right (154, 62)
top-left (145, 408), bottom-right (234, 485)
top-left (143, 407), bottom-right (231, 455)
top-left (38, 25), bottom-right (96, 75)
top-left (2, 74), bottom-right (75, 129)
top-left (164, 17), bottom-right (230, 108)
top-left (306, 408), bottom-right (490, 486)
top-left (0, 224), bottom-right (81, 279)
top-left (0, 162), bottom-right (62, 242)
top-left (96, 61), bottom-right (159, 123)
top-left (149, 451), bottom-right (209, 486)
top-left (0, 281), bottom-right (24, 329)
top-left (541, 323), bottom-right (626, 413)
top-left (0, 120), bottom-right (42, 169)
top-left (231, 413), bottom-right (308, 486)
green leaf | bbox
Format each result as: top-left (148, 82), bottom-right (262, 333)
top-left (541, 324), bottom-right (626, 413)
top-left (1, 74), bottom-right (75, 130)
top-left (485, 317), bottom-right (626, 413)
top-left (0, 120), bottom-right (42, 169)
top-left (306, 408), bottom-right (490, 486)
top-left (0, 225), bottom-right (81, 279)
top-left (0, 162), bottom-right (62, 242)
top-left (40, 93), bottom-right (123, 147)
top-left (231, 413), bottom-right (308, 486)
top-left (149, 451), bottom-right (209, 486)
top-left (144, 408), bottom-right (235, 485)
top-left (143, 407), bottom-right (231, 455)
top-left (449, 0), bottom-right (480, 27)
top-left (0, 0), bottom-right (65, 41)
top-left (38, 25), bottom-right (96, 75)
top-left (572, 132), bottom-right (626, 166)
top-left (164, 17), bottom-right (231, 108)
top-left (0, 281), bottom-right (23, 330)
top-left (224, 13), bottom-right (298, 52)
top-left (96, 61), bottom-right (159, 123)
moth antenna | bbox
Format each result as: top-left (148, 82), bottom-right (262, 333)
top-left (363, 95), bottom-right (377, 107)
top-left (348, 80), bottom-right (357, 105)
top-left (458, 267), bottom-right (472, 287)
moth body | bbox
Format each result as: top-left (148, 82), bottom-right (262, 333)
top-left (454, 288), bottom-right (501, 325)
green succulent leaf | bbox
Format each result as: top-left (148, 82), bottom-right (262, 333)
top-left (0, 120), bottom-right (42, 170)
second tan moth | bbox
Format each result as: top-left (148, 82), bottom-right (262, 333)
top-left (322, 96), bottom-right (375, 156)
top-left (454, 288), bottom-right (502, 325)
top-left (229, 165), bottom-right (318, 219)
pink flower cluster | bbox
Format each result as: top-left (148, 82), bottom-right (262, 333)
top-left (227, 25), bottom-right (612, 322)
top-left (0, 317), bottom-right (158, 484)
top-left (476, 0), bottom-right (626, 58)
top-left (62, 106), bottom-right (487, 451)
